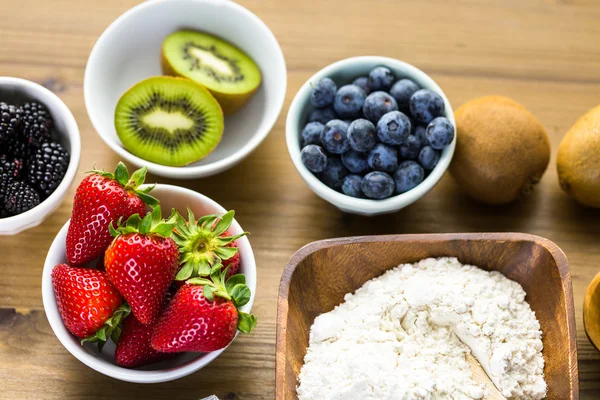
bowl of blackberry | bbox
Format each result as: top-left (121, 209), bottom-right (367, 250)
top-left (286, 56), bottom-right (455, 216)
top-left (0, 77), bottom-right (80, 234)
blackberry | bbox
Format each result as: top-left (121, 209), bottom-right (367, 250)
top-left (0, 102), bottom-right (21, 148)
top-left (0, 154), bottom-right (23, 195)
top-left (27, 141), bottom-right (69, 198)
top-left (19, 101), bottom-right (53, 148)
top-left (2, 181), bottom-right (40, 216)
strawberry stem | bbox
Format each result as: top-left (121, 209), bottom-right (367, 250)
top-left (109, 206), bottom-right (177, 238)
top-left (81, 303), bottom-right (131, 350)
top-left (87, 162), bottom-right (159, 207)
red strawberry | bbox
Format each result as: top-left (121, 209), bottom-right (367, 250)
top-left (66, 162), bottom-right (158, 266)
top-left (115, 314), bottom-right (172, 368)
top-left (104, 206), bottom-right (179, 325)
top-left (221, 230), bottom-right (241, 278)
top-left (151, 264), bottom-right (256, 353)
top-left (51, 264), bottom-right (129, 342)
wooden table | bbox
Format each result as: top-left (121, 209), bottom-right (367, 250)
top-left (1, 0), bottom-right (600, 398)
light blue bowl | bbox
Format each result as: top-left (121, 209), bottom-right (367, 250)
top-left (286, 56), bottom-right (456, 216)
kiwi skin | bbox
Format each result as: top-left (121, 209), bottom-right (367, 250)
top-left (161, 48), bottom-right (258, 116)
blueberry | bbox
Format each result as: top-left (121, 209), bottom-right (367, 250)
top-left (320, 157), bottom-right (348, 190)
top-left (347, 119), bottom-right (377, 152)
top-left (409, 89), bottom-right (445, 124)
top-left (334, 85), bottom-right (366, 119)
top-left (418, 146), bottom-right (440, 170)
top-left (414, 124), bottom-right (428, 144)
top-left (309, 107), bottom-right (337, 125)
top-left (362, 91), bottom-right (398, 123)
top-left (399, 135), bottom-right (422, 160)
top-left (361, 171), bottom-right (395, 199)
top-left (301, 122), bottom-right (324, 147)
top-left (301, 145), bottom-right (328, 173)
top-left (341, 150), bottom-right (369, 174)
top-left (342, 174), bottom-right (365, 198)
top-left (310, 77), bottom-right (336, 108)
top-left (394, 160), bottom-right (425, 193)
top-left (321, 120), bottom-right (350, 154)
top-left (368, 143), bottom-right (399, 173)
top-left (425, 117), bottom-right (455, 150)
top-left (377, 111), bottom-right (411, 145)
top-left (368, 66), bottom-right (395, 92)
top-left (352, 76), bottom-right (371, 94)
top-left (390, 79), bottom-right (420, 110)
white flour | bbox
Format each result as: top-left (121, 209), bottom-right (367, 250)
top-left (297, 257), bottom-right (546, 400)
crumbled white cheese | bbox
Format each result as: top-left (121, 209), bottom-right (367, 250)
top-left (297, 257), bottom-right (546, 400)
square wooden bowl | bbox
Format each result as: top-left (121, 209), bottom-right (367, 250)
top-left (276, 233), bottom-right (578, 399)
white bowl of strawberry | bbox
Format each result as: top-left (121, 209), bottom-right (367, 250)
top-left (41, 162), bottom-right (256, 383)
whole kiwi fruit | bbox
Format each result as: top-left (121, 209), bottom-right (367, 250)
top-left (450, 96), bottom-right (550, 204)
top-left (557, 105), bottom-right (600, 207)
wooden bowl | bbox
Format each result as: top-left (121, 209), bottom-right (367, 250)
top-left (276, 233), bottom-right (578, 399)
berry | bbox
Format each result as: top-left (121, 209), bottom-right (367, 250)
top-left (27, 141), bottom-right (69, 199)
top-left (425, 117), bottom-right (455, 150)
top-left (361, 171), bottom-right (395, 199)
top-left (308, 107), bottom-right (337, 125)
top-left (347, 119), bottom-right (377, 152)
top-left (220, 230), bottom-right (242, 279)
top-left (418, 146), bottom-right (441, 170)
top-left (352, 76), bottom-right (371, 94)
top-left (310, 78), bottom-right (336, 108)
top-left (0, 102), bottom-right (21, 147)
top-left (363, 91), bottom-right (398, 123)
top-left (321, 120), bottom-right (350, 154)
top-left (368, 66), bottom-right (395, 91)
top-left (3, 181), bottom-right (40, 216)
top-left (333, 85), bottom-right (366, 119)
top-left (368, 143), bottom-right (399, 173)
top-left (320, 157), bottom-right (348, 190)
top-left (341, 149), bottom-right (369, 174)
top-left (394, 161), bottom-right (425, 193)
top-left (301, 144), bottom-right (328, 173)
top-left (377, 111), bottom-right (411, 145)
top-left (414, 124), bottom-right (428, 144)
top-left (342, 175), bottom-right (365, 198)
top-left (390, 79), bottom-right (420, 109)
top-left (409, 89), bottom-right (445, 124)
top-left (399, 134), bottom-right (422, 160)
top-left (301, 122), bottom-right (325, 147)
top-left (115, 314), bottom-right (171, 368)
top-left (19, 101), bottom-right (53, 148)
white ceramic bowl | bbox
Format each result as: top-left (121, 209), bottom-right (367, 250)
top-left (286, 56), bottom-right (456, 216)
top-left (84, 0), bottom-right (286, 179)
top-left (0, 77), bottom-right (80, 235)
top-left (42, 184), bottom-right (257, 383)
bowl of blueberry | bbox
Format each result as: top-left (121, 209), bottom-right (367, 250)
top-left (0, 77), bottom-right (80, 234)
top-left (286, 56), bottom-right (455, 216)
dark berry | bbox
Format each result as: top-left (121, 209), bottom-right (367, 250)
top-left (418, 146), bottom-right (440, 170)
top-left (368, 66), bottom-right (395, 92)
top-left (19, 101), bottom-right (53, 148)
top-left (390, 79), bottom-right (420, 110)
top-left (301, 145), bottom-right (328, 173)
top-left (414, 124), bottom-right (428, 144)
top-left (341, 150), bottom-right (369, 174)
top-left (0, 155), bottom-right (21, 204)
top-left (425, 117), bottom-right (455, 150)
top-left (310, 78), bottom-right (336, 108)
top-left (309, 107), bottom-right (337, 125)
top-left (301, 122), bottom-right (325, 147)
top-left (377, 111), bottom-right (411, 145)
top-left (394, 161), bottom-right (425, 193)
top-left (361, 171), bottom-right (395, 199)
top-left (347, 119), bottom-right (377, 152)
top-left (342, 175), bottom-right (365, 198)
top-left (352, 76), bottom-right (371, 94)
top-left (400, 135), bottom-right (423, 161)
top-left (2, 181), bottom-right (40, 216)
top-left (368, 143), bottom-right (399, 173)
top-left (321, 120), bottom-right (350, 154)
top-left (27, 141), bottom-right (70, 198)
top-left (333, 85), bottom-right (366, 119)
top-left (320, 157), bottom-right (348, 191)
top-left (0, 102), bottom-right (21, 147)
top-left (363, 92), bottom-right (398, 123)
top-left (409, 89), bottom-right (445, 124)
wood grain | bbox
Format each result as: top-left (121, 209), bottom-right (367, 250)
top-left (1, 0), bottom-right (600, 398)
top-left (467, 353), bottom-right (506, 400)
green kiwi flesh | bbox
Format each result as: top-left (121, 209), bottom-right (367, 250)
top-left (115, 76), bottom-right (224, 167)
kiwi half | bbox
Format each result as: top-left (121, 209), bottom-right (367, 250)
top-left (161, 30), bottom-right (261, 115)
top-left (115, 76), bottom-right (224, 167)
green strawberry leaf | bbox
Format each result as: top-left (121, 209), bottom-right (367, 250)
top-left (153, 221), bottom-right (175, 238)
top-left (203, 285), bottom-right (214, 301)
top-left (225, 274), bottom-right (246, 293)
top-left (81, 303), bottom-right (131, 350)
top-left (139, 211), bottom-right (153, 235)
top-left (187, 277), bottom-right (213, 286)
top-left (230, 283), bottom-right (251, 307)
top-left (128, 166), bottom-right (147, 188)
top-left (137, 192), bottom-right (159, 207)
top-left (213, 210), bottom-right (234, 236)
top-left (114, 162), bottom-right (129, 186)
top-left (176, 262), bottom-right (194, 281)
top-left (214, 246), bottom-right (238, 260)
top-left (237, 312), bottom-right (257, 333)
top-left (210, 263), bottom-right (222, 283)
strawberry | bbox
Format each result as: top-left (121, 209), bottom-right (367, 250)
top-left (104, 206), bottom-right (179, 325)
top-left (221, 230), bottom-right (241, 279)
top-left (51, 264), bottom-right (130, 344)
top-left (66, 162), bottom-right (158, 266)
top-left (151, 264), bottom-right (257, 353)
top-left (115, 314), bottom-right (172, 368)
top-left (172, 209), bottom-right (246, 282)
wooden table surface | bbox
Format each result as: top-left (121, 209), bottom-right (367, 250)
top-left (1, 0), bottom-right (600, 398)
